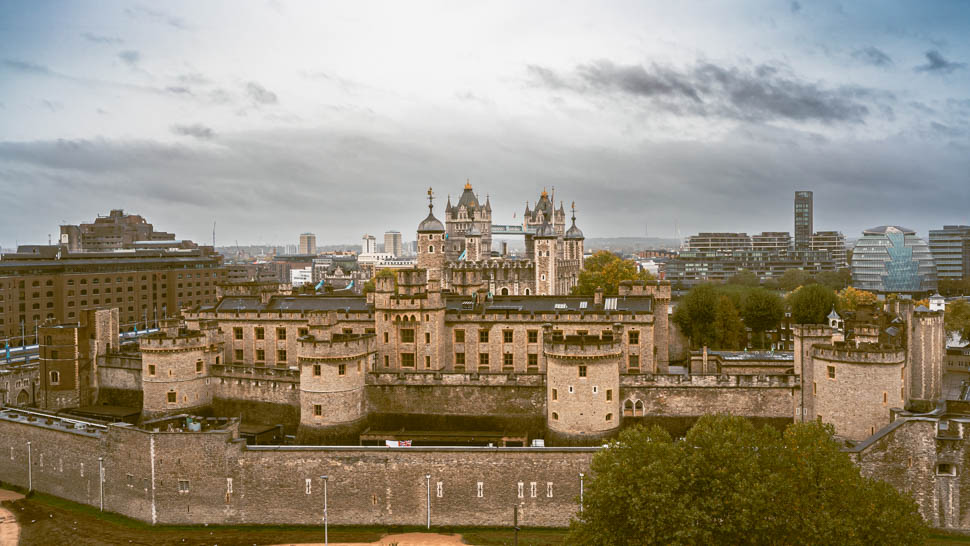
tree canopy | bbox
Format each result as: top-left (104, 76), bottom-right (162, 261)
top-left (741, 288), bottom-right (785, 348)
top-left (672, 284), bottom-right (783, 349)
top-left (788, 284), bottom-right (839, 324)
top-left (572, 251), bottom-right (654, 295)
top-left (945, 299), bottom-right (970, 343)
top-left (569, 416), bottom-right (926, 545)
top-left (837, 286), bottom-right (878, 312)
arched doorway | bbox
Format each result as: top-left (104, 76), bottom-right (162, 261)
top-left (501, 288), bottom-right (509, 296)
top-left (17, 389), bottom-right (29, 405)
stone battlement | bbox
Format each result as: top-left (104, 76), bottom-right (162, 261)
top-left (621, 373), bottom-right (798, 388)
top-left (814, 344), bottom-right (906, 364)
top-left (368, 371), bottom-right (545, 387)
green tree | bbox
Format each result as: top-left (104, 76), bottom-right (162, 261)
top-left (741, 288), bottom-right (785, 348)
top-left (572, 251), bottom-right (655, 295)
top-left (713, 295), bottom-right (747, 350)
top-left (778, 269), bottom-right (815, 291)
top-left (837, 286), bottom-right (878, 312)
top-left (817, 269), bottom-right (852, 291)
top-left (672, 284), bottom-right (719, 348)
top-left (789, 284), bottom-right (838, 324)
top-left (945, 299), bottom-right (970, 343)
top-left (727, 270), bottom-right (760, 287)
top-left (569, 416), bottom-right (927, 545)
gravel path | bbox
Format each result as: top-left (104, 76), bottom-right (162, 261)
top-left (0, 488), bottom-right (25, 546)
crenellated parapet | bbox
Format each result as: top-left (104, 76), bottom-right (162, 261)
top-left (140, 320), bottom-right (223, 419)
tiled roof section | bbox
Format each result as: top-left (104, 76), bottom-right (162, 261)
top-left (213, 296), bottom-right (371, 313)
top-left (445, 295), bottom-right (654, 313)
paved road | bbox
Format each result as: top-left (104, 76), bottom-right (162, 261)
top-left (0, 488), bottom-right (25, 546)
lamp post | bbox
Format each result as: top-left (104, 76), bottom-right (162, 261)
top-left (320, 475), bottom-right (328, 546)
top-left (579, 472), bottom-right (584, 512)
top-left (26, 441), bottom-right (32, 492)
top-left (425, 474), bottom-right (431, 529)
top-left (98, 456), bottom-right (104, 511)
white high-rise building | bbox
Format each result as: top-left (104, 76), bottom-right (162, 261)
top-left (362, 234), bottom-right (377, 254)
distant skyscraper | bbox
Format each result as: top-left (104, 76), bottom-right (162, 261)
top-left (384, 231), bottom-right (403, 257)
top-left (299, 232), bottom-right (316, 255)
top-left (361, 234), bottom-right (377, 254)
top-left (929, 225), bottom-right (970, 281)
top-left (794, 191), bottom-right (813, 249)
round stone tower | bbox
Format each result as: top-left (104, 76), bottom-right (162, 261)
top-left (544, 324), bottom-right (622, 446)
top-left (296, 310), bottom-right (376, 444)
top-left (812, 343), bottom-right (905, 442)
top-left (140, 318), bottom-right (220, 419)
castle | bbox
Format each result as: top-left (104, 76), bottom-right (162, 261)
top-left (0, 186), bottom-right (968, 530)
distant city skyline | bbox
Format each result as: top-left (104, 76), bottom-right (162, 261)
top-left (1, 1), bottom-right (968, 247)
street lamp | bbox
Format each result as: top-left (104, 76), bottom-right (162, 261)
top-left (26, 441), bottom-right (32, 492)
top-left (425, 474), bottom-right (431, 529)
top-left (320, 475), bottom-right (329, 546)
top-left (98, 456), bottom-right (104, 511)
top-left (579, 472), bottom-right (584, 512)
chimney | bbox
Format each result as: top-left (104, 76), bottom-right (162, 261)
top-left (594, 288), bottom-right (604, 306)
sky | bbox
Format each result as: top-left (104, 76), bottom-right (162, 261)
top-left (0, 0), bottom-right (968, 247)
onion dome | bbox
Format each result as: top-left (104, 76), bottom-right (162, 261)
top-left (565, 202), bottom-right (584, 239)
top-left (417, 188), bottom-right (445, 233)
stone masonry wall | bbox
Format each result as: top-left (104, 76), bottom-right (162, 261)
top-left (620, 374), bottom-right (797, 420)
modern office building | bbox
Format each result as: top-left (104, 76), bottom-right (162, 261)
top-left (752, 232), bottom-right (792, 253)
top-left (794, 191), bottom-right (813, 250)
top-left (684, 232), bottom-right (753, 253)
top-left (361, 234), bottom-right (377, 254)
top-left (929, 225), bottom-right (970, 281)
top-left (810, 231), bottom-right (848, 268)
top-left (665, 248), bottom-right (837, 288)
top-left (298, 233), bottom-right (316, 255)
top-left (384, 231), bottom-right (403, 258)
top-left (851, 226), bottom-right (938, 294)
top-left (59, 209), bottom-right (177, 252)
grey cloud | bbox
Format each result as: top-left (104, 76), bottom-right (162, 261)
top-left (125, 6), bottom-right (189, 30)
top-left (118, 50), bottom-right (141, 68)
top-left (41, 100), bottom-right (62, 112)
top-left (852, 46), bottom-right (893, 67)
top-left (529, 60), bottom-right (875, 123)
top-left (931, 122), bottom-right (965, 138)
top-left (208, 89), bottom-right (233, 104)
top-left (81, 32), bottom-right (123, 45)
top-left (915, 50), bottom-right (966, 74)
top-left (171, 124), bottom-right (215, 139)
top-left (165, 86), bottom-right (192, 95)
top-left (245, 82), bottom-right (278, 105)
top-left (790, 1), bottom-right (801, 14)
top-left (177, 73), bottom-right (210, 86)
top-left (3, 59), bottom-right (52, 75)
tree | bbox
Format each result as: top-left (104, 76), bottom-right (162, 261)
top-left (837, 286), bottom-right (878, 312)
top-left (672, 284), bottom-right (719, 348)
top-left (572, 251), bottom-right (655, 296)
top-left (817, 269), bottom-right (852, 291)
top-left (741, 289), bottom-right (785, 348)
top-left (945, 299), bottom-right (970, 343)
top-left (713, 295), bottom-right (747, 350)
top-left (569, 416), bottom-right (927, 545)
top-left (789, 284), bottom-right (838, 324)
top-left (727, 270), bottom-right (760, 287)
top-left (778, 269), bottom-right (815, 291)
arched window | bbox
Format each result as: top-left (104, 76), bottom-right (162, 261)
top-left (501, 288), bottom-right (509, 296)
top-left (634, 400), bottom-right (645, 417)
top-left (551, 412), bottom-right (559, 421)
top-left (624, 400), bottom-right (634, 416)
top-left (49, 371), bottom-right (60, 385)
top-left (428, 245), bottom-right (434, 253)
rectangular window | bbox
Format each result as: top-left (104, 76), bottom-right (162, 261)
top-left (455, 352), bottom-right (466, 366)
top-left (233, 327), bottom-right (243, 340)
top-left (384, 332), bottom-right (389, 343)
top-left (479, 329), bottom-right (489, 343)
top-left (606, 389), bottom-right (613, 401)
top-left (883, 392), bottom-right (888, 405)
top-left (455, 329), bottom-right (465, 343)
top-left (479, 353), bottom-right (489, 366)
top-left (813, 382), bottom-right (817, 395)
top-left (277, 327), bottom-right (287, 340)
top-left (517, 482), bottom-right (524, 498)
top-left (148, 364), bottom-right (156, 376)
top-left (436, 481), bottom-right (443, 498)
top-left (425, 355), bottom-right (431, 368)
top-left (628, 355), bottom-right (639, 371)
top-left (277, 349), bottom-right (287, 362)
top-left (528, 354), bottom-right (538, 369)
top-left (178, 480), bottom-right (189, 493)
top-left (384, 355), bottom-right (389, 367)
top-left (299, 328), bottom-right (309, 337)
top-left (425, 332), bottom-right (431, 344)
top-left (503, 353), bottom-right (514, 369)
top-left (256, 349), bottom-right (265, 362)
top-left (196, 360), bottom-right (203, 373)
top-left (477, 482), bottom-right (484, 498)
top-left (338, 364), bottom-right (346, 375)
top-left (254, 327), bottom-right (264, 340)
top-left (628, 331), bottom-right (639, 344)
top-left (235, 349), bottom-right (244, 361)
top-left (313, 364), bottom-right (321, 376)
top-left (503, 330), bottom-right (513, 343)
top-left (528, 330), bottom-right (538, 343)
top-left (578, 365), bottom-right (587, 377)
top-left (314, 404), bottom-right (322, 416)
top-left (401, 353), bottom-right (415, 367)
top-left (127, 473), bottom-right (134, 487)
top-left (167, 391), bottom-right (176, 403)
top-left (530, 482), bottom-right (537, 498)
top-left (552, 388), bottom-right (558, 401)
top-left (547, 482), bottom-right (553, 498)
top-left (401, 329), bottom-right (415, 343)
top-left (827, 366), bottom-right (835, 379)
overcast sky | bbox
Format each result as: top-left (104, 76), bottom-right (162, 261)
top-left (1, 1), bottom-right (968, 247)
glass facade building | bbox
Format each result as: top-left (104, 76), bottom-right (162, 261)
top-left (929, 225), bottom-right (970, 281)
top-left (851, 226), bottom-right (938, 294)
top-left (794, 191), bottom-right (813, 250)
